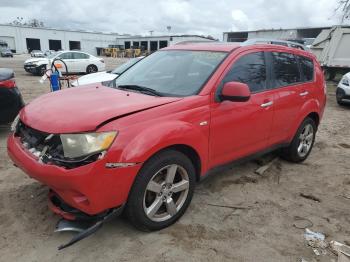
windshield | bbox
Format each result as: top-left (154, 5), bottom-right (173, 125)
top-left (111, 57), bottom-right (143, 74)
top-left (114, 50), bottom-right (227, 97)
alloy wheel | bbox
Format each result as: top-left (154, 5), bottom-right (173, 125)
top-left (297, 123), bottom-right (314, 158)
top-left (143, 164), bottom-right (189, 222)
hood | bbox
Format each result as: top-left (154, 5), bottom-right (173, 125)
top-left (24, 57), bottom-right (48, 64)
top-left (72, 72), bottom-right (116, 86)
top-left (344, 72), bottom-right (350, 80)
top-left (20, 85), bottom-right (182, 133)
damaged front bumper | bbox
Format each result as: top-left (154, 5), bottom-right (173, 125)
top-left (49, 191), bottom-right (124, 250)
top-left (8, 133), bottom-right (141, 215)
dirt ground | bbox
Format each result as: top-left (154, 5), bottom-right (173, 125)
top-left (0, 55), bottom-right (349, 262)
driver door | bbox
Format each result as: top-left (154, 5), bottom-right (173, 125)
top-left (209, 51), bottom-right (275, 168)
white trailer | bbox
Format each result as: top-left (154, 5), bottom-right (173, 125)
top-left (311, 26), bottom-right (350, 80)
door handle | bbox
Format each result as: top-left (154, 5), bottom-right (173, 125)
top-left (300, 91), bottom-right (309, 96)
top-left (261, 101), bottom-right (273, 108)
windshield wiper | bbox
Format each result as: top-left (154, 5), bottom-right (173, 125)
top-left (117, 85), bottom-right (162, 97)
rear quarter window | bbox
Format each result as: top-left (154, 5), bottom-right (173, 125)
top-left (298, 56), bottom-right (314, 82)
top-left (271, 52), bottom-right (301, 88)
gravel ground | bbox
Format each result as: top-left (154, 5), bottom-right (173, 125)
top-left (0, 54), bottom-right (349, 262)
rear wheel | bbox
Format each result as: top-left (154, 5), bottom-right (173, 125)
top-left (86, 64), bottom-right (98, 74)
top-left (281, 117), bottom-right (316, 163)
top-left (125, 150), bottom-right (195, 231)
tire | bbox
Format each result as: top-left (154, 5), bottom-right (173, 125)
top-left (86, 64), bottom-right (98, 74)
top-left (36, 65), bottom-right (47, 76)
top-left (125, 150), bottom-right (196, 231)
top-left (336, 88), bottom-right (346, 105)
top-left (281, 117), bottom-right (317, 163)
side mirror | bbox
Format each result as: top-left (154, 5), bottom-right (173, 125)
top-left (220, 81), bottom-right (251, 102)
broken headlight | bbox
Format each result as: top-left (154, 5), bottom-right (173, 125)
top-left (60, 131), bottom-right (117, 158)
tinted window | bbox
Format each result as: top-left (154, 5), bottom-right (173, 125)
top-left (222, 52), bottom-right (266, 93)
top-left (299, 56), bottom-right (314, 82)
top-left (271, 52), bottom-right (301, 87)
top-left (73, 52), bottom-right (89, 59)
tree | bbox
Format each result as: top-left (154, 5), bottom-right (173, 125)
top-left (9, 17), bottom-right (44, 27)
top-left (337, 0), bottom-right (350, 23)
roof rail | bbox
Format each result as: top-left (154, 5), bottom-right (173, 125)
top-left (241, 38), bottom-right (308, 51)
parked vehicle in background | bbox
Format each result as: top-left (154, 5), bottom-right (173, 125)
top-left (336, 72), bottom-right (350, 105)
top-left (24, 50), bottom-right (105, 76)
top-left (243, 39), bottom-right (309, 51)
top-left (30, 50), bottom-right (45, 58)
top-left (0, 68), bottom-right (24, 124)
top-left (8, 43), bottom-right (326, 233)
top-left (311, 26), bottom-right (350, 80)
top-left (0, 48), bottom-right (13, 57)
top-left (71, 56), bottom-right (144, 87)
top-left (44, 50), bottom-right (56, 57)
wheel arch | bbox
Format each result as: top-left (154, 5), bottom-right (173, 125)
top-left (149, 144), bottom-right (202, 182)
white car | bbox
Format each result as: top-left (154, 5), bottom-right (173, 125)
top-left (24, 50), bottom-right (105, 76)
top-left (336, 72), bottom-right (350, 105)
top-left (71, 56), bottom-right (144, 87)
top-left (30, 50), bottom-right (45, 57)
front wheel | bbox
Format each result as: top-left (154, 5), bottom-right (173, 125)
top-left (125, 150), bottom-right (195, 231)
top-left (281, 117), bottom-right (316, 163)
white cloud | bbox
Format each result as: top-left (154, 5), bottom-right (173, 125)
top-left (0, 0), bottom-right (342, 39)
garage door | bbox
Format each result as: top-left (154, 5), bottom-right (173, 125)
top-left (0, 36), bottom-right (16, 51)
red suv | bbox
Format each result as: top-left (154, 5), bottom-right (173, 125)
top-left (8, 43), bottom-right (326, 231)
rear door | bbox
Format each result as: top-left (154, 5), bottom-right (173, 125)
top-left (209, 51), bottom-right (275, 167)
top-left (72, 52), bottom-right (90, 73)
top-left (267, 51), bottom-right (304, 144)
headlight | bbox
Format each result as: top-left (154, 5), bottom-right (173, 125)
top-left (60, 131), bottom-right (117, 158)
top-left (342, 78), bottom-right (349, 86)
top-left (11, 114), bottom-right (20, 132)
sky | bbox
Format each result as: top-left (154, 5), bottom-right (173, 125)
top-left (0, 0), bottom-right (344, 39)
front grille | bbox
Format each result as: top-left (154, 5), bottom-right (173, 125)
top-left (15, 121), bottom-right (99, 169)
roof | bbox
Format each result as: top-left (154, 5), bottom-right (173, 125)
top-left (0, 23), bottom-right (120, 36)
top-left (164, 42), bottom-right (240, 52)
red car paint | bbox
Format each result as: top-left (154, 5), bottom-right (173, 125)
top-left (7, 43), bottom-right (326, 216)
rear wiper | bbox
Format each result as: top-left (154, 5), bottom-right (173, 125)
top-left (117, 85), bottom-right (162, 96)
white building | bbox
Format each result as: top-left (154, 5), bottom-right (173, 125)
top-left (115, 35), bottom-right (216, 52)
top-left (0, 24), bottom-right (119, 55)
top-left (0, 24), bottom-right (217, 55)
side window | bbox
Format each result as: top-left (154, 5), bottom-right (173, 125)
top-left (299, 56), bottom-right (314, 82)
top-left (222, 52), bottom-right (266, 93)
top-left (271, 52), bottom-right (301, 87)
top-left (58, 52), bottom-right (73, 59)
top-left (73, 52), bottom-right (89, 59)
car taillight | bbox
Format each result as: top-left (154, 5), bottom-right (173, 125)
top-left (0, 79), bottom-right (16, 88)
